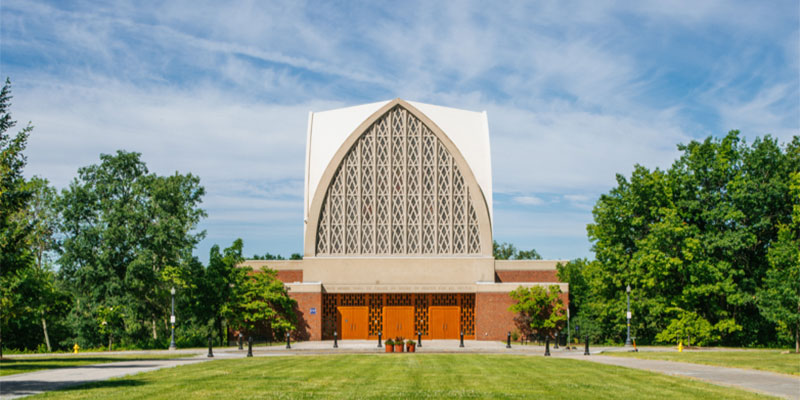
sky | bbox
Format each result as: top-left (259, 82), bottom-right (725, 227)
top-left (2, 1), bottom-right (798, 264)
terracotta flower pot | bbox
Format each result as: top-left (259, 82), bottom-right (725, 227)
top-left (406, 344), bottom-right (415, 353)
top-left (385, 344), bottom-right (394, 353)
top-left (394, 344), bottom-right (404, 352)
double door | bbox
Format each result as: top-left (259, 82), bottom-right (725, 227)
top-left (383, 306), bottom-right (415, 339)
top-left (337, 306), bottom-right (368, 339)
top-left (429, 306), bottom-right (460, 339)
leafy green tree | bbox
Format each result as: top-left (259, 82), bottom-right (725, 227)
top-left (202, 239), bottom-right (247, 345)
top-left (17, 177), bottom-right (65, 351)
top-left (230, 267), bottom-right (296, 339)
top-left (0, 78), bottom-right (33, 274)
top-left (757, 171), bottom-right (800, 352)
top-left (58, 151), bottom-right (205, 347)
top-left (583, 132), bottom-right (797, 346)
top-left (556, 259), bottom-right (589, 320)
top-left (493, 240), bottom-right (542, 260)
top-left (0, 78), bottom-right (34, 357)
top-left (508, 285), bottom-right (566, 339)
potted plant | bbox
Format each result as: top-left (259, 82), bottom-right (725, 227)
top-left (394, 337), bottom-right (404, 353)
top-left (385, 339), bottom-right (394, 353)
top-left (406, 339), bottom-right (416, 353)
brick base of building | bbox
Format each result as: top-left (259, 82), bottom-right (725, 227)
top-left (476, 291), bottom-right (569, 341)
top-left (289, 292), bottom-right (321, 341)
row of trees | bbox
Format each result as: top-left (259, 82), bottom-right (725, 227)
top-left (558, 132), bottom-right (799, 350)
top-left (1, 80), bottom-right (295, 353)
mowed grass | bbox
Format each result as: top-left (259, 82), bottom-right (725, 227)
top-left (35, 354), bottom-right (772, 399)
top-left (607, 350), bottom-right (800, 376)
top-left (0, 353), bottom-right (191, 377)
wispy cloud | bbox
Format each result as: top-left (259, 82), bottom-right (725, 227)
top-left (2, 0), bottom-right (797, 261)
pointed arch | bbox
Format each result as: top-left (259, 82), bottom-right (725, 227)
top-left (304, 99), bottom-right (492, 257)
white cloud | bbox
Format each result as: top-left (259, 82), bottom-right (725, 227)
top-left (513, 196), bottom-right (545, 206)
top-left (3, 0), bottom-right (796, 262)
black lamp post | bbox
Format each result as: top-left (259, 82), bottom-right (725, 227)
top-left (169, 287), bottom-right (177, 350)
top-left (625, 284), bottom-right (632, 347)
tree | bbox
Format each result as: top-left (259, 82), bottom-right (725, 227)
top-left (202, 239), bottom-right (247, 345)
top-left (19, 177), bottom-right (64, 351)
top-left (0, 78), bottom-right (33, 274)
top-left (583, 132), bottom-right (797, 346)
top-left (493, 241), bottom-right (542, 260)
top-left (58, 151), bottom-right (205, 347)
top-left (508, 285), bottom-right (566, 339)
top-left (757, 171), bottom-right (800, 352)
top-left (0, 78), bottom-right (34, 357)
top-left (230, 267), bottom-right (296, 339)
top-left (556, 259), bottom-right (589, 321)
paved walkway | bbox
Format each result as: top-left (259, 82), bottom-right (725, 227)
top-left (2, 342), bottom-right (798, 399)
top-left (555, 352), bottom-right (800, 400)
top-left (0, 356), bottom-right (207, 399)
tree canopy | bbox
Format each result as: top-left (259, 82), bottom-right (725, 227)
top-left (562, 131), bottom-right (799, 348)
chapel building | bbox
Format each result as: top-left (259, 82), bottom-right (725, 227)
top-left (242, 99), bottom-right (568, 341)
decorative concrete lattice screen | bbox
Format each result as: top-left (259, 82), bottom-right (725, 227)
top-left (316, 106), bottom-right (482, 255)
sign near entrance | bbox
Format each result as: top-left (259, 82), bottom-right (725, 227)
top-left (310, 307), bottom-right (317, 315)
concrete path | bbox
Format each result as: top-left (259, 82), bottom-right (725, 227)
top-left (0, 356), bottom-right (207, 399)
top-left (556, 353), bottom-right (800, 400)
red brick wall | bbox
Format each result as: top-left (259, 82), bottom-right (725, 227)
top-left (277, 270), bottom-right (303, 283)
top-left (495, 270), bottom-right (559, 283)
top-left (475, 292), bottom-right (517, 341)
top-left (475, 291), bottom-right (570, 341)
top-left (289, 292), bottom-right (321, 341)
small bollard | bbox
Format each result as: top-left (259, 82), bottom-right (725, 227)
top-left (333, 331), bottom-right (338, 348)
top-left (554, 332), bottom-right (559, 349)
top-left (238, 333), bottom-right (243, 350)
top-left (207, 336), bottom-right (214, 358)
top-left (584, 335), bottom-right (590, 356)
top-left (247, 336), bottom-right (253, 357)
top-left (545, 336), bottom-right (551, 356)
top-left (285, 332), bottom-right (291, 349)
top-left (417, 331), bottom-right (422, 347)
top-left (506, 331), bottom-right (511, 348)
top-left (459, 331), bottom-right (465, 348)
top-left (377, 332), bottom-right (382, 348)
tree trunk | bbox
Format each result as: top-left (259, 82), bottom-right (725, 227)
top-left (108, 333), bottom-right (113, 351)
top-left (41, 314), bottom-right (51, 352)
top-left (152, 319), bottom-right (158, 340)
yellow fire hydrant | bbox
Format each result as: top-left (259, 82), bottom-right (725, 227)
top-left (677, 341), bottom-right (683, 353)
top-left (73, 343), bottom-right (80, 354)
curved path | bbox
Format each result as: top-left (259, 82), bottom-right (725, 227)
top-left (0, 356), bottom-right (207, 399)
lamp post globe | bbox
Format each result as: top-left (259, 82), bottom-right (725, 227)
top-left (625, 284), bottom-right (632, 347)
top-left (169, 286), bottom-right (177, 350)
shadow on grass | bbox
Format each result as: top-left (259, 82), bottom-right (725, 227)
top-left (0, 379), bottom-right (144, 397)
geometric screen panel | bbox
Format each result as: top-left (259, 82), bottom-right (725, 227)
top-left (316, 105), bottom-right (481, 255)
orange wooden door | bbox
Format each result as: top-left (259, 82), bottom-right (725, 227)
top-left (383, 306), bottom-right (414, 339)
top-left (337, 306), bottom-right (368, 339)
top-left (429, 306), bottom-right (460, 339)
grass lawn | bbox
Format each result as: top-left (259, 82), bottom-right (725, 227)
top-left (606, 350), bottom-right (800, 376)
top-left (0, 353), bottom-right (190, 377)
top-left (33, 354), bottom-right (772, 399)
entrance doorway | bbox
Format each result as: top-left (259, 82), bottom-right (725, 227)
top-left (383, 306), bottom-right (414, 339)
top-left (429, 306), bottom-right (460, 339)
top-left (337, 306), bottom-right (368, 339)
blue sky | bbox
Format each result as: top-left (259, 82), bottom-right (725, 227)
top-left (2, 1), bottom-right (798, 263)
